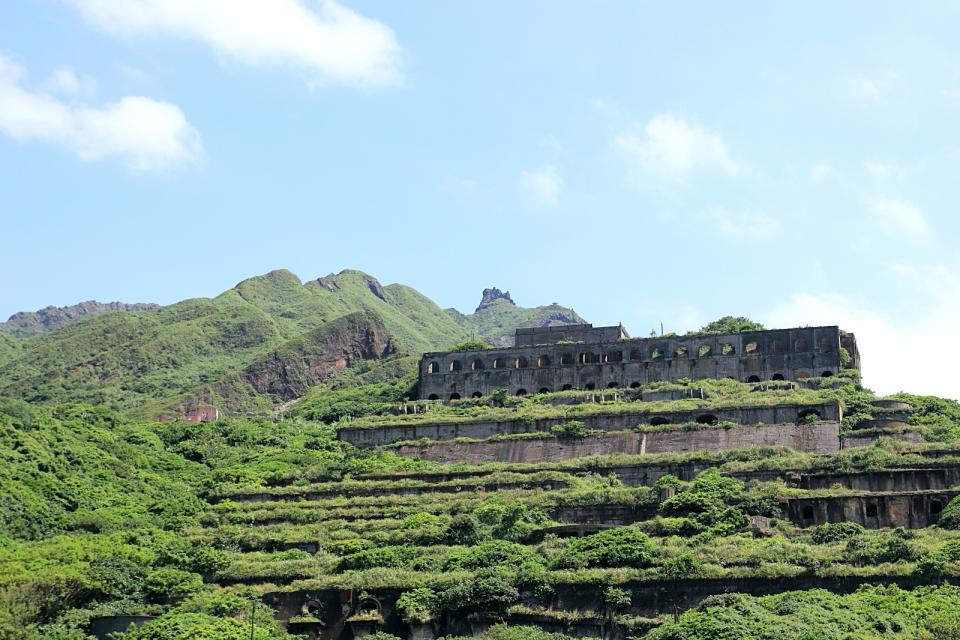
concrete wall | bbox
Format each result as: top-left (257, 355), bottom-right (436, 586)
top-left (390, 422), bottom-right (841, 464)
top-left (799, 466), bottom-right (960, 492)
top-left (786, 490), bottom-right (960, 529)
top-left (420, 326), bottom-right (853, 400)
top-left (338, 401), bottom-right (841, 449)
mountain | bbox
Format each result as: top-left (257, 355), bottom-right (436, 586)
top-left (0, 300), bottom-right (158, 337)
top-left (456, 288), bottom-right (587, 347)
top-left (0, 269), bottom-right (585, 417)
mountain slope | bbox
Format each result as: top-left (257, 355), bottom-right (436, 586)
top-left (0, 300), bottom-right (158, 338)
top-left (0, 270), bottom-right (585, 416)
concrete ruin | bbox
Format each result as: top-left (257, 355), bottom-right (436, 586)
top-left (419, 323), bottom-right (860, 400)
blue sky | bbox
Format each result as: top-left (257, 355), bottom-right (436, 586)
top-left (1, 1), bottom-right (959, 397)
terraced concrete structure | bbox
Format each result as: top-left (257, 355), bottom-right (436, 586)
top-left (419, 323), bottom-right (860, 400)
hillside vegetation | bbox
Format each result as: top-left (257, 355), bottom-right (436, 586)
top-left (0, 270), bottom-right (582, 419)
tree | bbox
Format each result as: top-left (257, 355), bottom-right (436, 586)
top-left (696, 316), bottom-right (766, 335)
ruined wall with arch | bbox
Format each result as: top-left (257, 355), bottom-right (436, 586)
top-left (419, 325), bottom-right (859, 401)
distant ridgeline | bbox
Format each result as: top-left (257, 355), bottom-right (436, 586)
top-left (419, 323), bottom-right (860, 401)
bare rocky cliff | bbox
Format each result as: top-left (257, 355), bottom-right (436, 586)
top-left (239, 311), bottom-right (396, 401)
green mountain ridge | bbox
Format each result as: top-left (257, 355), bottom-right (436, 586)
top-left (0, 269), bottom-right (585, 417)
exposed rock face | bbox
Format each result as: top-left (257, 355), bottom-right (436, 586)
top-left (0, 301), bottom-right (158, 337)
top-left (476, 287), bottom-right (515, 312)
top-left (239, 312), bottom-right (396, 401)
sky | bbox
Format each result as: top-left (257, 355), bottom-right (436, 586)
top-left (1, 1), bottom-right (959, 399)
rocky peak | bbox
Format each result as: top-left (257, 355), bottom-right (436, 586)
top-left (476, 287), bottom-right (515, 312)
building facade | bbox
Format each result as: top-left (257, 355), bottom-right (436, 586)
top-left (419, 323), bottom-right (860, 400)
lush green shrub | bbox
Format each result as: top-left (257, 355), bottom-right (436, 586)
top-left (659, 552), bottom-right (704, 579)
top-left (551, 528), bottom-right (654, 569)
top-left (440, 568), bottom-right (519, 615)
top-left (445, 514), bottom-right (483, 546)
top-left (810, 522), bottom-right (866, 544)
top-left (549, 420), bottom-right (589, 439)
top-left (444, 540), bottom-right (542, 571)
top-left (939, 496), bottom-right (960, 529)
top-left (395, 587), bottom-right (437, 623)
top-left (144, 568), bottom-right (202, 602)
top-left (337, 546), bottom-right (418, 572)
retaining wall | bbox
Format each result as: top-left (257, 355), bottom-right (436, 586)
top-left (391, 422), bottom-right (841, 464)
top-left (338, 402), bottom-right (841, 449)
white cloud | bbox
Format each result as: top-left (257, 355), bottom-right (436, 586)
top-left (848, 70), bottom-right (904, 103)
top-left (521, 165), bottom-right (563, 207)
top-left (809, 163), bottom-right (839, 183)
top-left (68, 0), bottom-right (402, 88)
top-left (864, 161), bottom-right (901, 179)
top-left (45, 65), bottom-right (97, 98)
top-left (704, 207), bottom-right (781, 241)
top-left (765, 266), bottom-right (960, 398)
top-left (615, 113), bottom-right (744, 188)
top-left (0, 55), bottom-right (202, 170)
top-left (868, 196), bottom-right (929, 237)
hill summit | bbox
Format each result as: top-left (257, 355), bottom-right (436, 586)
top-left (0, 269), bottom-right (584, 418)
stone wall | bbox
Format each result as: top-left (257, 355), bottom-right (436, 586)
top-left (786, 490), bottom-right (960, 529)
top-left (338, 401), bottom-right (841, 449)
top-left (420, 325), bottom-right (855, 400)
top-left (390, 422), bottom-right (841, 464)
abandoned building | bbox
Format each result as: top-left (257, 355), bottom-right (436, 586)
top-left (419, 323), bottom-right (860, 401)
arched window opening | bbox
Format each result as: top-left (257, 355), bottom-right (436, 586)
top-left (866, 503), bottom-right (878, 518)
top-left (537, 355), bottom-right (551, 367)
top-left (772, 373), bottom-right (785, 381)
top-left (492, 357), bottom-right (506, 369)
top-left (821, 370), bottom-right (834, 378)
top-left (561, 383), bottom-right (573, 391)
top-left (560, 353), bottom-right (574, 365)
top-left (427, 394), bottom-right (439, 400)
top-left (538, 387), bottom-right (550, 394)
top-left (607, 381), bottom-right (619, 388)
top-left (449, 393), bottom-right (461, 401)
top-left (745, 341), bottom-right (758, 354)
top-left (794, 337), bottom-right (808, 352)
top-left (584, 382), bottom-right (596, 390)
top-left (515, 389), bottom-right (527, 397)
top-left (579, 352), bottom-right (596, 365)
top-left (449, 360), bottom-right (462, 372)
top-left (770, 340), bottom-right (783, 355)
top-left (630, 348), bottom-right (643, 361)
top-left (932, 500), bottom-right (944, 515)
top-left (427, 361), bottom-right (440, 374)
top-left (629, 382), bottom-right (641, 389)
top-left (721, 343), bottom-right (735, 355)
top-left (515, 356), bottom-right (528, 368)
top-left (604, 350), bottom-right (623, 363)
top-left (696, 414), bottom-right (718, 425)
top-left (675, 346), bottom-right (689, 358)
top-left (795, 371), bottom-right (810, 380)
top-left (471, 391), bottom-right (483, 398)
top-left (650, 347), bottom-right (664, 360)
top-left (801, 506), bottom-right (814, 520)
top-left (649, 417), bottom-right (671, 426)
top-left (471, 359), bottom-right (485, 371)
top-left (818, 336), bottom-right (832, 352)
top-left (798, 409), bottom-right (822, 422)
top-left (747, 375), bottom-right (761, 383)
top-left (698, 345), bottom-right (712, 358)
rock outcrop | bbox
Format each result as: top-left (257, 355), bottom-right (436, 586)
top-left (476, 287), bottom-right (515, 312)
